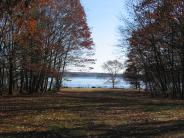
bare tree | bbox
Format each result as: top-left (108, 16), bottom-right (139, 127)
top-left (102, 60), bottom-right (123, 88)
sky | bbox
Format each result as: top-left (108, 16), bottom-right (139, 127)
top-left (81, 0), bottom-right (127, 73)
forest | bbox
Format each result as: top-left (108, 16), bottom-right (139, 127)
top-left (0, 0), bottom-right (93, 95)
top-left (124, 0), bottom-right (184, 99)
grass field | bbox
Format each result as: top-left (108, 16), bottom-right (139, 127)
top-left (1, 88), bottom-right (184, 138)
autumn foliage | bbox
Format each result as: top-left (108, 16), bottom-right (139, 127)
top-left (0, 0), bottom-right (93, 95)
top-left (123, 0), bottom-right (184, 99)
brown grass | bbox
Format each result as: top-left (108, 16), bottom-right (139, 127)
top-left (0, 88), bottom-right (184, 138)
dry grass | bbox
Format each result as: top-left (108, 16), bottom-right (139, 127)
top-left (0, 88), bottom-right (184, 138)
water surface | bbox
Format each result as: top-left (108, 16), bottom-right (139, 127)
top-left (63, 76), bottom-right (130, 88)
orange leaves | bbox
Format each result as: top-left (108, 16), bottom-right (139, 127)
top-left (16, 18), bottom-right (25, 28)
top-left (130, 38), bottom-right (138, 47)
top-left (28, 18), bottom-right (37, 33)
top-left (80, 40), bottom-right (93, 48)
top-left (40, 0), bottom-right (47, 4)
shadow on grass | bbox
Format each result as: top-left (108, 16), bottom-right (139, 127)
top-left (100, 120), bottom-right (184, 138)
top-left (1, 120), bottom-right (184, 138)
top-left (1, 91), bottom-right (184, 138)
top-left (1, 91), bottom-right (184, 114)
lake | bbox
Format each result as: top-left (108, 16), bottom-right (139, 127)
top-left (63, 76), bottom-right (130, 88)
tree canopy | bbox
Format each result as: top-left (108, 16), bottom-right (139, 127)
top-left (122, 0), bottom-right (184, 98)
top-left (0, 0), bottom-right (94, 95)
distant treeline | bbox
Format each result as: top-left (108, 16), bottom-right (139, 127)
top-left (64, 72), bottom-right (123, 78)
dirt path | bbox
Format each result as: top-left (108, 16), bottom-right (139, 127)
top-left (0, 89), bottom-right (184, 138)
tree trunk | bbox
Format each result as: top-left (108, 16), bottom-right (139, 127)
top-left (9, 57), bottom-right (13, 95)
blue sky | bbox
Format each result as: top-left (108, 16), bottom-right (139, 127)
top-left (81, 0), bottom-right (126, 73)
